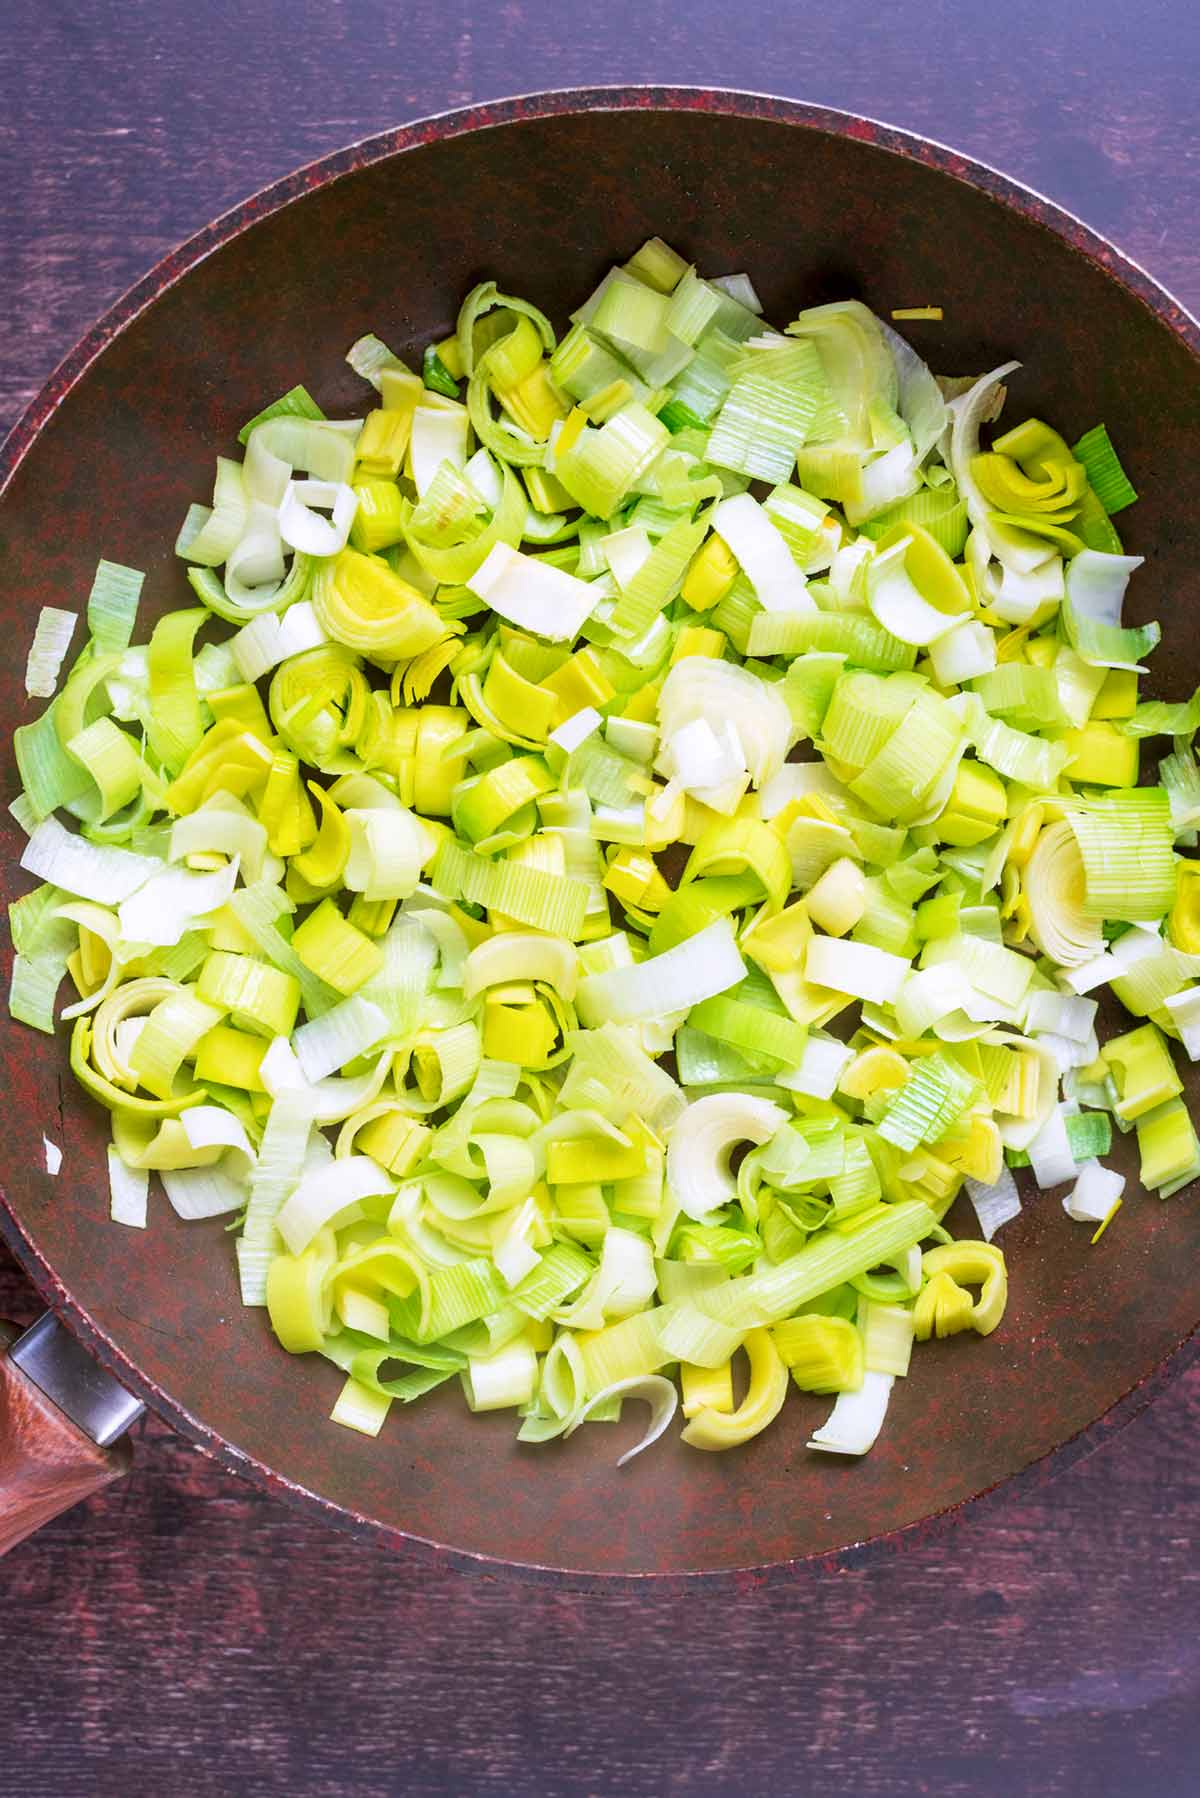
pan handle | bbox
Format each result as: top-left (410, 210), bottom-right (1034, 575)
top-left (0, 1317), bottom-right (135, 1556)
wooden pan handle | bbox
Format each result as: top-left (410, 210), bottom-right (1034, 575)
top-left (0, 1319), bottom-right (132, 1556)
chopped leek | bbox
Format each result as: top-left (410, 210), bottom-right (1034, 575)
top-left (25, 608), bottom-right (77, 699)
top-left (9, 243), bottom-right (1190, 1477)
top-left (808, 1371), bottom-right (895, 1455)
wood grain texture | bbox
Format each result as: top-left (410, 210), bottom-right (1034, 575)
top-left (2, 2), bottom-right (1200, 1792)
top-left (0, 1319), bottom-right (130, 1556)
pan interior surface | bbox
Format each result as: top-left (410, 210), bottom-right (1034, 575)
top-left (2, 98), bottom-right (1198, 1577)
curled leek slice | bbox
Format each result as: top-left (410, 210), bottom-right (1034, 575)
top-left (666, 1093), bottom-right (788, 1221)
top-left (268, 645), bottom-right (370, 766)
top-left (1024, 820), bottom-right (1104, 968)
top-left (680, 1328), bottom-right (789, 1451)
top-left (564, 1374), bottom-right (679, 1468)
top-left (808, 1371), bottom-right (895, 1456)
top-left (914, 1241), bottom-right (1008, 1339)
top-left (313, 549), bottom-right (449, 661)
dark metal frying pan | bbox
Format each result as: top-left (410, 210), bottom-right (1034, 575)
top-left (2, 89), bottom-right (1198, 1580)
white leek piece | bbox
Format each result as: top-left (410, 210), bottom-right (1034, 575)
top-left (108, 1146), bottom-right (149, 1229)
top-left (177, 457), bottom-right (247, 567)
top-left (467, 543), bottom-right (599, 641)
top-left (866, 537), bottom-right (962, 645)
top-left (1063, 1160), bottom-right (1125, 1224)
top-left (549, 707), bottom-right (603, 752)
top-left (776, 1034), bottom-right (853, 1100)
top-left (464, 446), bottom-right (503, 508)
top-left (230, 601), bottom-right (326, 681)
top-left (169, 803), bottom-right (272, 885)
top-left (661, 717), bottom-right (747, 795)
top-left (21, 816), bottom-right (160, 906)
top-left (1027, 1105), bottom-right (1078, 1190)
top-left (224, 500), bottom-right (287, 607)
top-left (1059, 922), bottom-right (1163, 995)
top-left (988, 556), bottom-right (1064, 626)
top-left (805, 937), bottom-right (910, 1004)
top-left (261, 1036), bottom-right (393, 1127)
top-left (1024, 991), bottom-right (1098, 1043)
top-left (463, 932), bottom-right (579, 1001)
top-left (344, 808), bottom-right (430, 901)
top-left (964, 1168), bottom-right (1022, 1241)
top-left (564, 1374), bottom-right (679, 1468)
top-left (293, 996), bottom-right (389, 1083)
top-left (759, 761), bottom-right (849, 819)
top-left (949, 362), bottom-right (1021, 538)
top-left (666, 1093), bottom-right (788, 1220)
top-left (828, 539), bottom-right (873, 604)
top-left (276, 1155), bottom-right (394, 1255)
top-left (1023, 822), bottom-right (1104, 970)
top-left (576, 918), bottom-right (745, 1027)
top-left (162, 1106), bottom-right (257, 1219)
top-left (117, 857), bottom-right (240, 948)
top-left (808, 1370), bottom-right (894, 1455)
top-left (930, 618), bottom-right (996, 685)
top-left (711, 271), bottom-right (763, 312)
top-left (25, 608), bottom-right (77, 698)
top-left (278, 479), bottom-right (358, 555)
top-left (561, 1227), bottom-right (657, 1329)
top-left (181, 1105), bottom-right (256, 1168)
top-left (879, 315), bottom-right (948, 461)
top-left (657, 657), bottom-right (791, 789)
top-left (462, 1336), bottom-right (539, 1411)
top-left (895, 965), bottom-right (973, 1038)
top-left (491, 1200), bottom-right (543, 1290)
top-left (603, 524), bottom-right (653, 589)
top-left (410, 405), bottom-right (470, 496)
top-left (1063, 550), bottom-right (1150, 669)
top-left (1163, 986), bottom-right (1200, 1060)
top-left (244, 416), bottom-right (356, 505)
top-left (711, 493), bottom-right (815, 614)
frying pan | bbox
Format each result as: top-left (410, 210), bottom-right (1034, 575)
top-left (2, 89), bottom-right (1198, 1581)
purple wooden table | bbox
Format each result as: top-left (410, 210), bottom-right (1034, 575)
top-left (3, 6), bottom-right (1200, 1794)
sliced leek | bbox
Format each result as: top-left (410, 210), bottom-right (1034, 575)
top-left (9, 243), bottom-right (1188, 1479)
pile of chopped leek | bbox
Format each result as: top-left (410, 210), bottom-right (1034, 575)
top-left (10, 237), bottom-right (1196, 1466)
